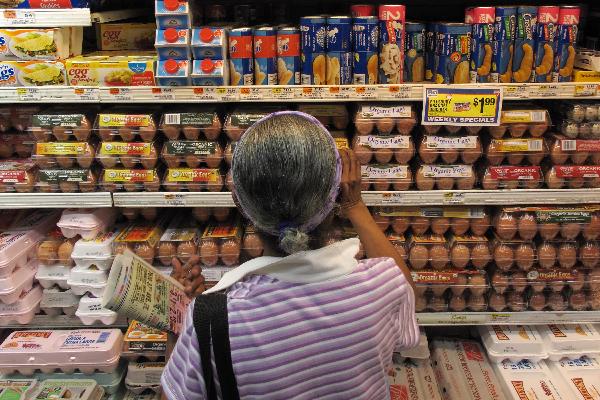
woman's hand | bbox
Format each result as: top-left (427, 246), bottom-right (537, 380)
top-left (171, 255), bottom-right (206, 298)
top-left (339, 148), bottom-right (364, 215)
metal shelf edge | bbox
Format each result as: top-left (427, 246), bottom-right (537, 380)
top-left (417, 311), bottom-right (600, 325)
top-left (0, 193), bottom-right (112, 209)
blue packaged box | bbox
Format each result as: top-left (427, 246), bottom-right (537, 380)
top-left (191, 27), bottom-right (228, 59)
top-left (277, 26), bottom-right (300, 85)
top-left (425, 22), bottom-right (437, 81)
top-left (156, 59), bottom-right (190, 86)
top-left (352, 16), bottom-right (378, 53)
top-left (353, 50), bottom-right (378, 84)
top-left (155, 0), bottom-right (192, 29)
top-left (300, 16), bottom-right (327, 54)
top-left (326, 51), bottom-right (352, 84)
top-left (404, 22), bottom-right (425, 82)
top-left (532, 6), bottom-right (559, 83)
top-left (254, 26), bottom-right (277, 85)
top-left (155, 28), bottom-right (191, 60)
top-left (229, 27), bottom-right (253, 86)
top-left (468, 7), bottom-right (495, 83)
top-left (301, 52), bottom-right (326, 84)
top-left (191, 59), bottom-right (228, 86)
top-left (493, 6), bottom-right (517, 42)
top-left (435, 23), bottom-right (471, 84)
top-left (552, 6), bottom-right (580, 82)
top-left (327, 16), bottom-right (352, 52)
top-left (512, 5), bottom-right (537, 83)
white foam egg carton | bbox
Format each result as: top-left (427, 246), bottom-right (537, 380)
top-left (0, 329), bottom-right (123, 376)
top-left (0, 231), bottom-right (39, 279)
top-left (479, 325), bottom-right (548, 363)
top-left (40, 288), bottom-right (79, 317)
top-left (0, 261), bottom-right (37, 304)
top-left (389, 355), bottom-right (441, 400)
top-left (537, 324), bottom-right (600, 361)
top-left (67, 266), bottom-right (108, 297)
top-left (35, 264), bottom-right (71, 290)
top-left (30, 379), bottom-right (105, 400)
top-left (492, 359), bottom-right (571, 400)
top-left (72, 229), bottom-right (121, 270)
top-left (75, 294), bottom-right (118, 326)
top-left (58, 209), bottom-right (118, 240)
top-left (0, 285), bottom-right (42, 325)
top-left (397, 329), bottom-right (430, 359)
top-left (547, 356), bottom-right (600, 400)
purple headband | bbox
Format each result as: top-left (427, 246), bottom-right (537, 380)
top-left (231, 110), bottom-right (342, 236)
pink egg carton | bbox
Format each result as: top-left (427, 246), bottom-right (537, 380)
top-left (0, 261), bottom-right (37, 304)
top-left (75, 294), bottom-right (118, 326)
top-left (0, 284), bottom-right (42, 325)
top-left (57, 208), bottom-right (118, 240)
top-left (36, 264), bottom-right (71, 289)
top-left (0, 329), bottom-right (123, 375)
top-left (40, 288), bottom-right (79, 317)
top-left (0, 230), bottom-right (42, 279)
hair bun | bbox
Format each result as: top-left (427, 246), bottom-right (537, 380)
top-left (279, 227), bottom-right (310, 254)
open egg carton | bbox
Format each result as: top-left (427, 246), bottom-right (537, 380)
top-left (413, 270), bottom-right (489, 312)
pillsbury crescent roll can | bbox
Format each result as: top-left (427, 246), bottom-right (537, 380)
top-left (468, 7), bottom-right (495, 83)
top-left (552, 6), bottom-right (580, 82)
top-left (404, 22), bottom-right (425, 82)
top-left (435, 23), bottom-right (471, 84)
top-left (491, 6), bottom-right (516, 83)
top-left (277, 27), bottom-right (300, 85)
top-left (300, 16), bottom-right (327, 84)
top-left (378, 5), bottom-right (406, 84)
top-left (253, 26), bottom-right (277, 85)
top-left (228, 27), bottom-right (254, 85)
top-left (352, 16), bottom-right (379, 84)
top-left (512, 6), bottom-right (537, 83)
top-left (532, 6), bottom-right (559, 83)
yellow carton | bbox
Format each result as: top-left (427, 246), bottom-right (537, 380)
top-left (65, 55), bottom-right (155, 86)
top-left (0, 60), bottom-right (66, 86)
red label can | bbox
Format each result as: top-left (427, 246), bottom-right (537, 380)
top-left (537, 6), bottom-right (559, 24)
top-left (229, 28), bottom-right (253, 58)
top-left (378, 4), bottom-right (406, 21)
top-left (351, 4), bottom-right (375, 17)
top-left (471, 6), bottom-right (495, 24)
top-left (558, 6), bottom-right (580, 25)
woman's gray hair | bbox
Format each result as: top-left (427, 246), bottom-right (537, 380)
top-left (232, 111), bottom-right (341, 254)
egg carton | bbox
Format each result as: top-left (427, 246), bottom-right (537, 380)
top-left (0, 285), bottom-right (42, 325)
top-left (478, 325), bottom-right (549, 363)
top-left (0, 379), bottom-right (38, 400)
top-left (199, 221), bottom-right (243, 267)
top-left (112, 221), bottom-right (165, 265)
top-left (99, 169), bottom-right (161, 192)
top-left (31, 142), bottom-right (96, 169)
top-left (413, 270), bottom-right (488, 298)
top-left (124, 383), bottom-right (161, 395)
top-left (0, 261), bottom-right (36, 304)
top-left (0, 132), bottom-right (33, 158)
top-left (159, 109), bottom-right (222, 141)
top-left (0, 159), bottom-right (37, 193)
top-left (125, 362), bottom-right (164, 386)
top-left (488, 107), bottom-right (551, 139)
top-left (537, 323), bottom-right (600, 361)
top-left (407, 234), bottom-right (452, 270)
top-left (161, 140), bottom-right (224, 168)
top-left (120, 208), bottom-right (159, 222)
top-left (58, 208), bottom-right (118, 240)
top-left (30, 379), bottom-right (105, 400)
top-left (417, 135), bottom-right (483, 165)
top-left (191, 207), bottom-right (231, 223)
top-left (354, 104), bottom-right (417, 136)
top-left (360, 164), bottom-right (413, 191)
top-left (162, 168), bottom-right (224, 192)
top-left (352, 135), bottom-right (415, 165)
top-left (75, 294), bottom-right (118, 326)
top-left (157, 219), bottom-right (200, 267)
top-left (36, 229), bottom-right (76, 266)
top-left (481, 166), bottom-right (544, 190)
top-left (35, 169), bottom-right (98, 193)
top-left (68, 281), bottom-right (107, 298)
top-left (545, 165), bottom-right (600, 189)
top-left (297, 104), bottom-right (350, 131)
top-left (71, 229), bottom-right (120, 271)
top-left (40, 288), bottom-right (79, 317)
top-left (36, 264), bottom-right (70, 289)
top-left (547, 356), bottom-right (600, 400)
top-left (559, 120), bottom-right (600, 139)
top-left (122, 320), bottom-right (167, 362)
top-left (96, 142), bottom-right (159, 169)
top-left (549, 135), bottom-right (600, 165)
top-left (94, 113), bottom-right (158, 142)
top-left (414, 165), bottom-right (477, 190)
top-left (556, 102), bottom-right (600, 122)
top-left (122, 390), bottom-right (160, 400)
top-left (421, 125), bottom-right (484, 135)
top-left (491, 359), bottom-right (570, 399)
top-left (485, 138), bottom-right (547, 166)
top-left (242, 224), bottom-right (264, 259)
top-left (223, 105), bottom-right (284, 141)
top-left (29, 112), bottom-right (93, 142)
top-left (388, 356), bottom-right (441, 400)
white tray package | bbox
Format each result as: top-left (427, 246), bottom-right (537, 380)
top-left (0, 378), bottom-right (38, 399)
top-left (389, 355), bottom-right (441, 400)
top-left (75, 294), bottom-right (118, 325)
top-left (537, 324), bottom-right (600, 361)
top-left (57, 209), bottom-right (118, 240)
top-left (430, 338), bottom-right (504, 400)
top-left (547, 356), bottom-right (600, 400)
top-left (478, 325), bottom-right (548, 363)
top-left (0, 329), bottom-right (123, 375)
top-left (492, 359), bottom-right (571, 400)
top-left (71, 229), bottom-right (121, 270)
top-left (0, 285), bottom-right (42, 325)
top-left (40, 288), bottom-right (80, 317)
top-left (67, 266), bottom-right (108, 297)
top-left (30, 379), bottom-right (105, 400)
top-left (397, 329), bottom-right (430, 359)
top-left (0, 231), bottom-right (40, 279)
top-left (35, 264), bottom-right (71, 290)
top-left (124, 362), bottom-right (164, 394)
top-left (0, 261), bottom-right (37, 304)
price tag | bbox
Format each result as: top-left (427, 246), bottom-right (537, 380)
top-left (151, 87), bottom-right (175, 100)
top-left (3, 9), bottom-right (36, 25)
top-left (351, 85), bottom-right (376, 99)
top-left (271, 87), bottom-right (295, 100)
top-left (532, 84), bottom-right (559, 97)
top-left (328, 86), bottom-right (352, 99)
top-left (300, 86), bottom-right (327, 100)
top-left (422, 86), bottom-right (502, 126)
top-left (504, 85), bottom-right (529, 99)
top-left (489, 313), bottom-right (511, 323)
top-left (164, 193), bottom-right (186, 206)
top-left (575, 84), bottom-right (598, 97)
top-left (239, 87), bottom-right (263, 101)
top-left (380, 192), bottom-right (406, 205)
top-left (16, 88), bottom-right (40, 101)
top-left (381, 85), bottom-right (412, 99)
top-left (108, 88), bottom-right (132, 101)
top-left (443, 192), bottom-right (465, 204)
top-left (73, 88), bottom-right (99, 101)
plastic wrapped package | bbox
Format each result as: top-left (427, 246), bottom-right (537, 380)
top-left (0, 159), bottom-right (37, 193)
top-left (545, 165), bottom-right (600, 189)
top-left (35, 264), bottom-right (70, 289)
top-left (35, 169), bottom-right (98, 193)
top-left (40, 288), bottom-right (79, 316)
top-left (407, 234), bottom-right (451, 270)
top-left (353, 104), bottom-right (417, 135)
top-left (490, 236), bottom-right (539, 272)
top-left (352, 134), bottom-right (414, 165)
top-left (122, 321), bottom-right (167, 362)
top-left (560, 120), bottom-right (600, 140)
top-left (124, 362), bottom-right (164, 394)
top-left (159, 109), bottom-right (222, 141)
top-left (157, 220), bottom-right (200, 266)
top-left (388, 356), bottom-right (442, 400)
top-left (537, 324), bottom-right (600, 361)
top-left (71, 229), bottom-right (120, 270)
top-left (36, 228), bottom-right (76, 266)
top-left (488, 107), bottom-right (551, 139)
top-left (360, 164), bottom-right (412, 190)
top-left (75, 294), bottom-right (117, 325)
top-left (224, 141), bottom-right (236, 166)
top-left (223, 106), bottom-right (284, 142)
top-left (191, 207), bottom-right (231, 223)
top-left (556, 102), bottom-right (600, 123)
top-left (113, 222), bottom-right (163, 265)
top-left (67, 266), bottom-right (108, 297)
top-left (412, 270), bottom-right (489, 312)
top-left (0, 133), bottom-right (32, 158)
top-left (547, 356), bottom-right (600, 400)
top-left (478, 325), bottom-right (548, 363)
top-left (481, 165), bottom-right (544, 189)
top-left (386, 233), bottom-right (407, 263)
top-left (95, 113), bottom-right (157, 142)
top-left (297, 104), bottom-right (349, 130)
top-left (162, 168), bottom-right (224, 192)
top-left (550, 135), bottom-right (600, 165)
top-left (199, 221), bottom-right (242, 267)
top-left (29, 379), bottom-right (105, 400)
top-left (418, 135), bottom-right (483, 165)
top-left (96, 142), bottom-right (159, 169)
top-left (485, 138), bottom-right (547, 166)
top-left (580, 241), bottom-right (600, 268)
top-left (492, 268), bottom-right (589, 297)
top-left (57, 208), bottom-right (118, 240)
top-left (448, 235), bottom-right (492, 269)
top-left (242, 224), bottom-right (264, 259)
top-left (99, 169), bottom-right (161, 192)
top-left (120, 208), bottom-right (159, 222)
top-left (29, 112), bottom-right (93, 142)
top-left (0, 285), bottom-right (41, 325)
top-left (32, 142), bottom-right (95, 169)
top-left (415, 165), bottom-right (476, 190)
top-left (161, 140), bottom-right (223, 168)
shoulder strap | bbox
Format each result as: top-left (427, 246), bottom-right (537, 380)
top-left (194, 293), bottom-right (241, 400)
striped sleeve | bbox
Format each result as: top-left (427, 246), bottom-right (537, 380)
top-left (395, 268), bottom-right (420, 350)
top-left (161, 300), bottom-right (207, 400)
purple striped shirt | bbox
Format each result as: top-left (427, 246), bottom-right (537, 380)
top-left (162, 257), bottom-right (418, 400)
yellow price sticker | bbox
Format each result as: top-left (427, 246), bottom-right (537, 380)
top-left (422, 86), bottom-right (502, 126)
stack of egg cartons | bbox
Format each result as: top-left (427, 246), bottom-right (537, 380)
top-left (0, 210), bottom-right (58, 325)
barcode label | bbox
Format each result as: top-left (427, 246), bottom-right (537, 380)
top-left (561, 140), bottom-right (577, 151)
top-left (164, 114), bottom-right (181, 125)
top-left (530, 111), bottom-right (546, 122)
top-left (528, 140), bottom-right (543, 151)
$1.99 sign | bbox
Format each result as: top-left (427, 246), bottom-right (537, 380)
top-left (422, 86), bottom-right (503, 126)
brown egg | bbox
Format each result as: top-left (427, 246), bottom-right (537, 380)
top-left (161, 125), bottom-right (181, 140)
top-left (394, 141), bottom-right (414, 164)
top-left (471, 215), bottom-right (491, 236)
top-left (78, 172), bottom-right (97, 193)
top-left (192, 207), bottom-right (211, 223)
top-left (481, 171), bottom-right (498, 190)
top-left (440, 149), bottom-right (459, 164)
top-left (408, 245), bottom-right (428, 270)
top-left (445, 126), bottom-right (462, 134)
top-left (430, 283), bottom-right (448, 297)
top-left (414, 285), bottom-right (427, 297)
top-left (101, 182), bottom-right (117, 192)
top-left (373, 214), bottom-right (390, 232)
top-left (494, 243), bottom-right (514, 271)
top-left (530, 279), bottom-right (546, 293)
top-left (451, 218), bottom-right (470, 236)
top-left (332, 115), bottom-right (348, 130)
top-left (456, 175), bottom-right (476, 190)
top-left (591, 293), bottom-right (600, 311)
top-left (99, 154), bottom-right (118, 168)
top-left (391, 217), bottom-right (410, 235)
top-left (374, 148), bottom-right (393, 163)
top-left (569, 177), bottom-right (585, 189)
top-left (97, 128), bottom-right (113, 141)
top-left (243, 232), bottom-right (264, 258)
top-left (72, 122), bottom-right (91, 141)
top-left (141, 147), bottom-right (158, 169)
top-left (56, 156), bottom-right (74, 168)
top-left (77, 145), bottom-right (95, 168)
top-left (508, 124), bottom-right (528, 138)
top-left (162, 153), bottom-right (179, 168)
top-left (428, 295), bottom-right (448, 312)
top-left (30, 127), bottom-right (49, 141)
top-left (528, 152), bottom-right (546, 166)
top-left (200, 240), bottom-right (219, 266)
top-left (569, 291), bottom-right (588, 311)
top-left (558, 242), bottom-right (578, 269)
top-left (488, 291), bottom-right (506, 312)
top-left (213, 207), bottom-right (230, 222)
top-left (178, 241), bottom-right (197, 262)
top-left (529, 123), bottom-right (548, 137)
top-left (492, 273), bottom-right (509, 294)
top-left (510, 273), bottom-right (527, 294)
top-left (361, 181), bottom-right (371, 191)
top-left (429, 245), bottom-right (449, 270)
top-left (495, 213), bottom-right (518, 240)
top-left (436, 177), bottom-right (455, 190)
top-left (0, 142), bottom-right (12, 158)
top-left (545, 168), bottom-right (564, 189)
top-left (140, 207), bottom-right (158, 221)
top-left (181, 154), bottom-right (200, 168)
top-left (515, 243), bottom-right (535, 271)
top-left (431, 218), bottom-right (450, 235)
top-left (538, 242), bottom-right (557, 269)
top-left (221, 239), bottom-right (240, 266)
top-left (373, 179), bottom-right (390, 191)
top-left (423, 125), bottom-right (441, 135)
top-left (466, 126), bottom-right (482, 135)
top-left (52, 126), bottom-right (70, 141)
top-left (414, 295), bottom-right (427, 312)
top-left (376, 118), bottom-right (395, 134)
top-left (450, 244), bottom-right (470, 269)
top-left (203, 116), bottom-right (222, 140)
top-left (506, 152), bottom-right (525, 165)
top-left (415, 168), bottom-right (435, 190)
top-left (38, 184), bottom-right (54, 193)
top-left (584, 215), bottom-right (600, 240)
top-left (37, 240), bottom-right (59, 264)
top-left (550, 142), bottom-right (569, 164)
top-left (471, 243), bottom-right (491, 268)
top-left (592, 153), bottom-right (600, 164)
top-left (451, 274), bottom-right (468, 296)
top-left (507, 292), bottom-right (526, 311)
top-left (461, 140), bottom-right (482, 164)
top-left (120, 208), bottom-right (139, 220)
top-left (539, 223), bottom-right (560, 240)
top-left (418, 141), bottom-right (438, 164)
top-left (352, 138), bottom-right (373, 164)
top-left (183, 126), bottom-right (202, 140)
top-left (411, 217), bottom-right (430, 235)
top-left (486, 141), bottom-right (504, 165)
top-left (588, 269), bottom-right (600, 291)
top-left (139, 126), bottom-right (157, 142)
top-left (529, 293), bottom-right (546, 311)
top-left (396, 118), bottom-right (416, 135)
top-left (571, 151), bottom-right (589, 165)
top-left (144, 176), bottom-right (161, 192)
top-left (467, 295), bottom-right (487, 311)
top-left (488, 125), bottom-right (507, 139)
top-left (354, 119), bottom-right (374, 135)
top-left (158, 242), bottom-right (176, 266)
top-left (560, 222), bottom-right (581, 240)
top-left (58, 181), bottom-right (78, 193)
top-left (207, 174), bottom-right (224, 192)
top-left (392, 170), bottom-right (412, 190)
top-left (518, 213), bottom-right (538, 240)
top-left (134, 243), bottom-right (155, 264)
top-left (570, 272), bottom-right (585, 291)
top-left (449, 295), bottom-right (466, 311)
top-left (548, 292), bottom-right (567, 311)
top-left (117, 127), bottom-right (134, 141)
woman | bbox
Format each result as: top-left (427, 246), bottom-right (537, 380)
top-left (164, 111), bottom-right (418, 400)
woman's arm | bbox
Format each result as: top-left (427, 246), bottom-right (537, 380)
top-left (339, 149), bottom-right (415, 291)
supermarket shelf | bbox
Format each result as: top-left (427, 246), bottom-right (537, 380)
top-left (91, 8), bottom-right (151, 23)
top-left (0, 8), bottom-right (91, 27)
top-left (0, 315), bottom-right (129, 329)
top-left (112, 192), bottom-right (235, 207)
top-left (0, 83), bottom-right (599, 103)
top-left (417, 311), bottom-right (600, 325)
top-left (0, 193), bottom-right (112, 209)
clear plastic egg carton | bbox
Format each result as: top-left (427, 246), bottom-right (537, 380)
top-left (421, 125), bottom-right (484, 136)
top-left (191, 207), bottom-right (231, 223)
top-left (162, 168), bottom-right (224, 192)
top-left (549, 135), bottom-right (600, 165)
top-left (372, 206), bottom-right (490, 236)
top-left (415, 164), bottom-right (476, 190)
top-left (493, 206), bottom-right (600, 241)
top-left (0, 106), bottom-right (40, 133)
top-left (157, 215), bottom-right (200, 267)
top-left (559, 120), bottom-right (600, 139)
top-left (480, 165), bottom-right (543, 189)
top-left (98, 169), bottom-right (161, 192)
top-left (535, 240), bottom-right (598, 270)
top-left (29, 111), bottom-right (93, 142)
top-left (0, 285), bottom-right (41, 325)
top-left (297, 104), bottom-right (350, 130)
top-left (0, 159), bottom-right (37, 193)
top-left (71, 229), bottom-right (121, 271)
top-left (112, 222), bottom-right (164, 265)
top-left (487, 107), bottom-right (551, 139)
top-left (223, 105), bottom-right (284, 142)
top-left (557, 102), bottom-right (600, 123)
top-left (545, 165), bottom-right (600, 189)
top-left (407, 234), bottom-right (452, 271)
top-left (159, 108), bottom-right (222, 141)
top-left (199, 221), bottom-right (242, 267)
top-left (0, 133), bottom-right (33, 158)
top-left (75, 294), bottom-right (118, 325)
top-left (35, 264), bottom-right (70, 289)
top-left (122, 321), bottom-right (167, 363)
top-left (417, 135), bottom-right (483, 164)
top-left (413, 270), bottom-right (489, 313)
top-left (352, 135), bottom-right (415, 165)
top-left (95, 113), bottom-right (158, 142)
top-left (447, 235), bottom-right (492, 269)
top-left (67, 266), bottom-right (109, 297)
top-left (360, 164), bottom-right (413, 191)
top-left (490, 267), bottom-right (592, 296)
top-left (0, 329), bottom-right (123, 376)
top-left (354, 104), bottom-right (417, 136)
top-left (36, 228), bottom-right (77, 266)
top-left (35, 168), bottom-right (98, 193)
top-left (120, 208), bottom-right (159, 222)
top-left (242, 224), bottom-right (264, 259)
top-left (40, 288), bottom-right (79, 317)
top-left (387, 233), bottom-right (408, 262)
top-left (161, 140), bottom-right (224, 168)
top-left (527, 289), bottom-right (594, 312)
top-left (57, 208), bottom-right (118, 240)
top-left (96, 141), bottom-right (159, 169)
top-left (224, 141), bottom-right (236, 166)
top-left (32, 141), bottom-right (96, 169)
top-left (485, 138), bottom-right (547, 166)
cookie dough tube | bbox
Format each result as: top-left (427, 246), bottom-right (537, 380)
top-left (404, 22), bottom-right (425, 82)
top-left (552, 6), bottom-right (580, 83)
top-left (253, 26), bottom-right (277, 85)
top-left (228, 27), bottom-right (254, 86)
top-left (512, 6), bottom-right (537, 83)
top-left (276, 26), bottom-right (300, 85)
top-left (352, 16), bottom-right (378, 84)
top-left (468, 7), bottom-right (495, 83)
top-left (300, 16), bottom-right (327, 84)
top-left (491, 6), bottom-right (516, 83)
top-left (424, 22), bottom-right (438, 82)
top-left (378, 4), bottom-right (405, 84)
top-left (435, 23), bottom-right (471, 84)
top-left (532, 6), bottom-right (559, 83)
